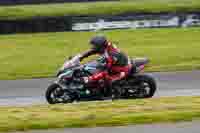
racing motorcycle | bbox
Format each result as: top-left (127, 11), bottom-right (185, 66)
top-left (45, 55), bottom-right (157, 104)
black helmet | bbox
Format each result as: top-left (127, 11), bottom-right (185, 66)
top-left (90, 36), bottom-right (107, 53)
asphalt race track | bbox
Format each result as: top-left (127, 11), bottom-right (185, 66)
top-left (0, 71), bottom-right (200, 106)
top-left (15, 121), bottom-right (200, 133)
top-left (1, 71), bottom-right (200, 133)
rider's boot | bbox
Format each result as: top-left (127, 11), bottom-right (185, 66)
top-left (109, 80), bottom-right (122, 101)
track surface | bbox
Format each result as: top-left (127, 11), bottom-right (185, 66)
top-left (1, 71), bottom-right (200, 133)
top-left (0, 71), bottom-right (200, 106)
top-left (15, 121), bottom-right (200, 133)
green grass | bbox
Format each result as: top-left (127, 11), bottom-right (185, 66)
top-left (0, 27), bottom-right (200, 79)
top-left (0, 0), bottom-right (200, 20)
top-left (1, 96), bottom-right (200, 132)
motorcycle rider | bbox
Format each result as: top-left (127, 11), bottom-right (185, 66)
top-left (78, 35), bottom-right (132, 97)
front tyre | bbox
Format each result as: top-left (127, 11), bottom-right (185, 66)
top-left (129, 74), bottom-right (157, 98)
top-left (45, 83), bottom-right (73, 104)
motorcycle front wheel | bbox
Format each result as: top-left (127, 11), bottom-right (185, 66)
top-left (45, 83), bottom-right (73, 104)
top-left (127, 74), bottom-right (157, 98)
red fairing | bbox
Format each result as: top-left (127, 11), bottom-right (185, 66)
top-left (88, 65), bottom-right (130, 83)
top-left (88, 71), bottom-right (108, 81)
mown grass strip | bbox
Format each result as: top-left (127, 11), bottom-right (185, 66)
top-left (1, 96), bottom-right (200, 132)
top-left (0, 28), bottom-right (200, 80)
top-left (0, 0), bottom-right (200, 20)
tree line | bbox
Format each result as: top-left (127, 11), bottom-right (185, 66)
top-left (0, 0), bottom-right (115, 5)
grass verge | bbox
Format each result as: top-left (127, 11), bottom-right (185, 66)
top-left (1, 96), bottom-right (200, 132)
top-left (0, 0), bottom-right (200, 20)
top-left (0, 27), bottom-right (200, 79)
